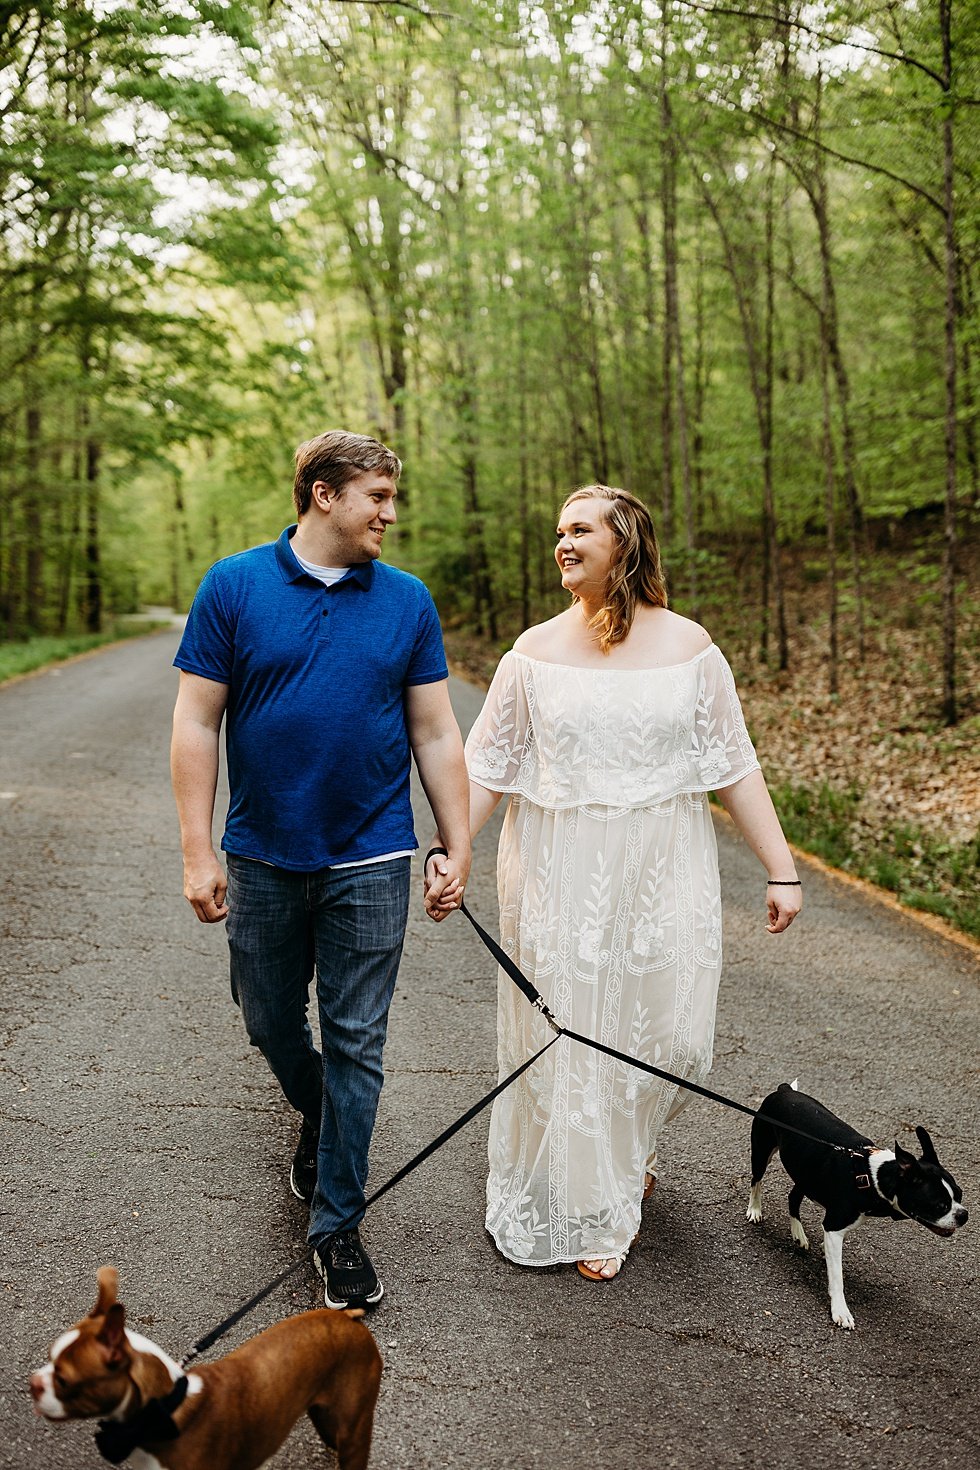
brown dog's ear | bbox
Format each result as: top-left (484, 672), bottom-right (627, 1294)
top-left (915, 1125), bottom-right (940, 1167)
top-left (97, 1303), bottom-right (129, 1370)
top-left (92, 1266), bottom-right (119, 1319)
top-left (91, 1264), bottom-right (120, 1323)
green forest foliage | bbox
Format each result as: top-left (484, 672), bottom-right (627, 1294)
top-left (1, 1), bottom-right (978, 712)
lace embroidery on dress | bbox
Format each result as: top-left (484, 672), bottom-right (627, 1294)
top-left (466, 645), bottom-right (759, 809)
top-left (466, 645), bottom-right (760, 1267)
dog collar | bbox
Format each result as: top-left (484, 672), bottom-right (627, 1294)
top-left (95, 1374), bottom-right (189, 1464)
top-left (865, 1147), bottom-right (909, 1221)
top-left (850, 1147), bottom-right (873, 1192)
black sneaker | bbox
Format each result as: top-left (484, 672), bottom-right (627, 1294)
top-left (289, 1116), bottom-right (319, 1204)
top-left (314, 1228), bottom-right (384, 1309)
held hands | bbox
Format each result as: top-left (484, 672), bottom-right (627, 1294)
top-left (766, 879), bottom-right (802, 935)
top-left (424, 846), bottom-right (469, 922)
top-left (183, 852), bottom-right (229, 924)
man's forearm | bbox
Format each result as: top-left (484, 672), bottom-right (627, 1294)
top-left (414, 730), bottom-right (472, 870)
top-left (171, 714), bottom-right (230, 923)
top-left (171, 717), bottom-right (221, 861)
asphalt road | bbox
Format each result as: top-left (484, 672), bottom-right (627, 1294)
top-left (1, 629), bottom-right (978, 1470)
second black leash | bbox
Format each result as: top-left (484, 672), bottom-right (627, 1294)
top-left (181, 888), bottom-right (839, 1369)
top-left (180, 1027), bottom-right (562, 1367)
top-left (457, 899), bottom-right (856, 1159)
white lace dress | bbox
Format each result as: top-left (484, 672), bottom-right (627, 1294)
top-left (464, 644), bottom-right (760, 1266)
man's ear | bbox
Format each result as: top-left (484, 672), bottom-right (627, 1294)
top-left (311, 479), bottom-right (339, 511)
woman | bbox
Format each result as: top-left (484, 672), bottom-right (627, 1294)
top-left (426, 485), bottom-right (800, 1281)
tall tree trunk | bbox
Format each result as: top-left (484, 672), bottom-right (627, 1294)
top-left (659, 32), bottom-right (696, 609)
top-left (631, 197), bottom-right (664, 513)
top-left (23, 272), bottom-right (44, 633)
top-left (518, 313), bottom-right (531, 629)
top-left (813, 70), bottom-right (839, 691)
top-left (781, 67), bottom-right (867, 665)
top-left (960, 260), bottom-right (978, 513)
top-left (819, 279), bottom-right (840, 695)
top-left (692, 229), bottom-right (709, 535)
top-left (170, 471), bottom-right (195, 612)
top-left (940, 0), bottom-right (958, 723)
top-left (82, 423), bottom-right (101, 633)
top-left (450, 80), bottom-right (496, 640)
top-left (376, 169), bottom-right (410, 528)
top-left (762, 165), bottom-right (787, 669)
top-left (695, 164), bottom-right (784, 661)
top-left (571, 171), bottom-right (610, 482)
top-left (57, 433), bottom-right (82, 634)
top-left (810, 215), bottom-right (865, 659)
top-left (24, 402), bottom-right (42, 632)
top-left (659, 13), bottom-right (676, 544)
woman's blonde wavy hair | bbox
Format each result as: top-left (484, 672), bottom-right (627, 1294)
top-left (561, 484), bottom-right (668, 653)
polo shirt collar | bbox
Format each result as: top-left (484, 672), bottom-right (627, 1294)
top-left (275, 526), bottom-right (375, 589)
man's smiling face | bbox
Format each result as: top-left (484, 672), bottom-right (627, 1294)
top-left (318, 471), bottom-right (398, 563)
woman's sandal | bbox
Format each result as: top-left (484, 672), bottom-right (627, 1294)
top-left (576, 1233), bottom-right (638, 1282)
top-left (577, 1165), bottom-right (656, 1280)
top-left (577, 1254), bottom-right (626, 1281)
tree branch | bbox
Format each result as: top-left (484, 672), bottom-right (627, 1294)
top-left (323, 0), bottom-right (459, 21)
top-left (678, 2), bottom-right (946, 89)
top-left (737, 102), bottom-right (945, 216)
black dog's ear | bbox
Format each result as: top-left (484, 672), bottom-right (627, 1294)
top-left (915, 1125), bottom-right (940, 1166)
top-left (894, 1141), bottom-right (918, 1171)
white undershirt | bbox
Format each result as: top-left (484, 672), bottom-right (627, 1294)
top-left (292, 550), bottom-right (413, 871)
top-left (292, 553), bottom-right (351, 587)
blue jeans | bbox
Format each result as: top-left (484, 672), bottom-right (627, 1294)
top-left (226, 854), bottom-right (410, 1248)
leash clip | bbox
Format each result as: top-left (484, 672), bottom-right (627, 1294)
top-left (534, 998), bottom-right (563, 1036)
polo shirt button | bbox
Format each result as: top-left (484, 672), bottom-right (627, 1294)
top-left (322, 609), bottom-right (329, 617)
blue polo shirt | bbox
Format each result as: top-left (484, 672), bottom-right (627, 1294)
top-left (174, 527), bottom-right (448, 870)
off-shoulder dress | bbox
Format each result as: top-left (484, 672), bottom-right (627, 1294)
top-left (464, 644), bottom-right (760, 1266)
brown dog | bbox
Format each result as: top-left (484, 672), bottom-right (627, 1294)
top-left (30, 1266), bottom-right (382, 1469)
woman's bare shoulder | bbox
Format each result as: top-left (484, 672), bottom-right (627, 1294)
top-left (666, 610), bottom-right (714, 655)
top-left (636, 606), bottom-right (713, 661)
top-left (512, 612), bottom-right (574, 657)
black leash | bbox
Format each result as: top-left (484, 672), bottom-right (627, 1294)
top-left (457, 899), bottom-right (859, 1160)
top-left (173, 886), bottom-right (857, 1377)
top-left (179, 1027), bottom-right (561, 1368)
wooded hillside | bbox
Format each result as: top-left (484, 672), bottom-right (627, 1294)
top-left (1, 1), bottom-right (978, 729)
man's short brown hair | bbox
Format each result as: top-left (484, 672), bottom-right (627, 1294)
top-left (292, 430), bottom-right (402, 517)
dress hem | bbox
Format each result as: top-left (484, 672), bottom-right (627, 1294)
top-left (487, 1226), bottom-right (641, 1269)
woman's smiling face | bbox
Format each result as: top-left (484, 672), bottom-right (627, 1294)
top-left (554, 497), bottom-right (618, 599)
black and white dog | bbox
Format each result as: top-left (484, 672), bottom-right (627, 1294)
top-left (747, 1081), bottom-right (968, 1329)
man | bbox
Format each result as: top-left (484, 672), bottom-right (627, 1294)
top-left (171, 429), bottom-right (470, 1310)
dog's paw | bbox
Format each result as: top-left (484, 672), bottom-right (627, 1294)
top-left (790, 1217), bottom-right (810, 1251)
top-left (831, 1303), bottom-right (855, 1330)
top-left (746, 1184), bottom-right (763, 1223)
